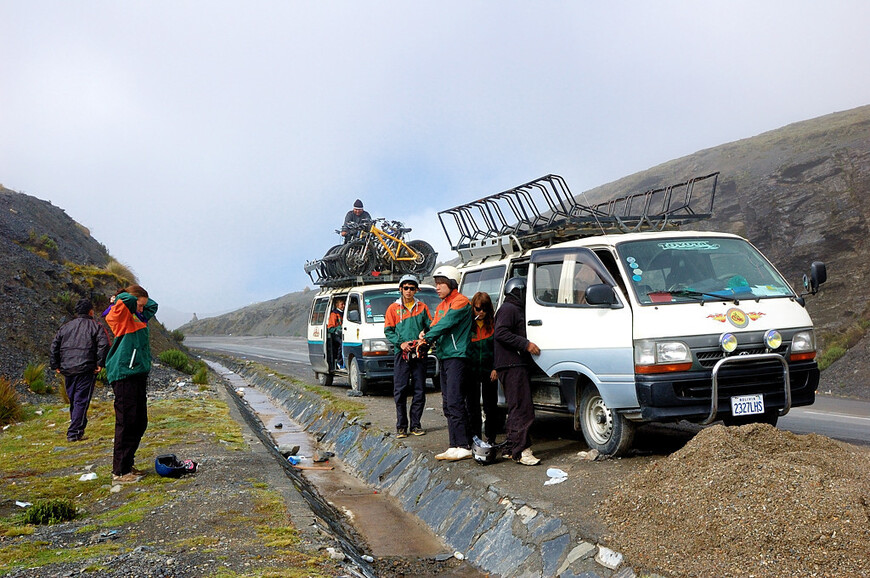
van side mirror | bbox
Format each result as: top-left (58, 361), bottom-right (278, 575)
top-left (585, 284), bottom-right (618, 307)
top-left (347, 310), bottom-right (360, 323)
top-left (802, 261), bottom-right (827, 295)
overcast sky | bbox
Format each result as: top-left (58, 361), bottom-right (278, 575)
top-left (2, 1), bottom-right (869, 328)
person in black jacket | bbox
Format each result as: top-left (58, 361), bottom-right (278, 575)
top-left (493, 278), bottom-right (541, 466)
top-left (340, 199), bottom-right (372, 243)
top-left (50, 298), bottom-right (110, 442)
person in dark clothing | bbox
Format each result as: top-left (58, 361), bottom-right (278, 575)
top-left (493, 278), bottom-right (541, 466)
top-left (50, 298), bottom-right (110, 442)
top-left (467, 291), bottom-right (501, 443)
top-left (340, 199), bottom-right (372, 243)
top-left (105, 285), bottom-right (158, 484)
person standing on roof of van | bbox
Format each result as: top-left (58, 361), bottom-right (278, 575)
top-left (420, 265), bottom-right (474, 462)
top-left (327, 298), bottom-right (345, 370)
top-left (467, 291), bottom-right (501, 444)
top-left (340, 199), bottom-right (372, 243)
top-left (494, 277), bottom-right (541, 466)
top-left (384, 274), bottom-right (431, 439)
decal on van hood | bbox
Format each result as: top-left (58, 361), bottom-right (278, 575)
top-left (707, 308), bottom-right (765, 328)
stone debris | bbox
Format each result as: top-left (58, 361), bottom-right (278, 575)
top-left (600, 423), bottom-right (870, 577)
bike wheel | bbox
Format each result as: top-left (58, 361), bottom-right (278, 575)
top-left (339, 241), bottom-right (375, 276)
top-left (321, 244), bottom-right (343, 280)
top-left (402, 240), bottom-right (437, 276)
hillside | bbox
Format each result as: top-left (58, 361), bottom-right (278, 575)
top-left (0, 187), bottom-right (180, 382)
top-left (178, 289), bottom-right (317, 337)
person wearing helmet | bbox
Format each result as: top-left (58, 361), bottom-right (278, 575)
top-left (494, 277), bottom-right (542, 466)
top-left (340, 199), bottom-right (372, 243)
top-left (420, 265), bottom-right (474, 461)
top-left (384, 274), bottom-right (432, 438)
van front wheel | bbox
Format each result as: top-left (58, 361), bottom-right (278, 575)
top-left (349, 357), bottom-right (369, 395)
top-left (578, 385), bottom-right (635, 457)
top-left (315, 372), bottom-right (333, 387)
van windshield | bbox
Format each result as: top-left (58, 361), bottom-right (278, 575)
top-left (363, 287), bottom-right (440, 323)
top-left (615, 237), bottom-right (794, 304)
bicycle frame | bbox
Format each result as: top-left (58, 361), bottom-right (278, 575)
top-left (365, 223), bottom-right (420, 261)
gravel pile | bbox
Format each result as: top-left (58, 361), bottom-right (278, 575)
top-left (599, 423), bottom-right (870, 577)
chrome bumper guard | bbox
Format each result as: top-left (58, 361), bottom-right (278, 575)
top-left (700, 353), bottom-right (791, 425)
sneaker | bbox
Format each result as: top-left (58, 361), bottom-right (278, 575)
top-left (435, 448), bottom-right (458, 460)
top-left (112, 473), bottom-right (143, 484)
top-left (410, 427), bottom-right (425, 436)
top-left (130, 466), bottom-right (147, 476)
top-left (452, 447), bottom-right (472, 461)
top-left (67, 435), bottom-right (88, 442)
top-left (396, 428), bottom-right (408, 439)
top-left (515, 448), bottom-right (541, 466)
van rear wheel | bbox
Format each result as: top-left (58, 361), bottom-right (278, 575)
top-left (577, 385), bottom-right (635, 457)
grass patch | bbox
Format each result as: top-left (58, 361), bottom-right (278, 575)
top-left (22, 498), bottom-right (76, 525)
top-left (0, 376), bottom-right (22, 426)
top-left (23, 362), bottom-right (50, 394)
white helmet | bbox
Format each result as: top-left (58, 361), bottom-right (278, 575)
top-left (432, 265), bottom-right (460, 284)
top-left (398, 274), bottom-right (419, 288)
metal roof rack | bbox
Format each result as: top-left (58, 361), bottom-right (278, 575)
top-left (437, 172), bottom-right (719, 262)
top-left (303, 261), bottom-right (413, 288)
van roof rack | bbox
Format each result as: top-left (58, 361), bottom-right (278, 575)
top-left (303, 262), bottom-right (412, 288)
top-left (437, 172), bottom-right (719, 262)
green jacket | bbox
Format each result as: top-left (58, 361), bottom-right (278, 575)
top-left (423, 290), bottom-right (472, 359)
top-left (105, 292), bottom-right (158, 382)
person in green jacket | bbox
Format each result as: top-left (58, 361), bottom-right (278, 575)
top-left (420, 266), bottom-right (473, 461)
top-left (384, 274), bottom-right (431, 438)
top-left (105, 284), bottom-right (158, 484)
top-left (467, 291), bottom-right (501, 444)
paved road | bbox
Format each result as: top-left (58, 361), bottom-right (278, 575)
top-left (187, 335), bottom-right (870, 447)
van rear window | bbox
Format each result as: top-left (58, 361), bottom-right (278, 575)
top-left (310, 297), bottom-right (329, 325)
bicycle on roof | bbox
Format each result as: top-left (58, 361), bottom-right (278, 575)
top-left (337, 218), bottom-right (436, 277)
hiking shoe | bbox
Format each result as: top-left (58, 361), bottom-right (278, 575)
top-left (410, 427), bottom-right (425, 436)
top-left (112, 473), bottom-right (143, 484)
top-left (130, 466), bottom-right (147, 476)
top-left (515, 448), bottom-right (541, 466)
top-left (396, 428), bottom-right (408, 439)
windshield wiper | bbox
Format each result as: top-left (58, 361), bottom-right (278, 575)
top-left (666, 289), bottom-right (740, 305)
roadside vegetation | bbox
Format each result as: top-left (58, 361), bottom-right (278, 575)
top-left (817, 305), bottom-right (870, 370)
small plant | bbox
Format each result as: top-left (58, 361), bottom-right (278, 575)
top-left (0, 376), bottom-right (22, 426)
top-left (22, 498), bottom-right (76, 525)
top-left (23, 230), bottom-right (59, 260)
top-left (192, 365), bottom-right (209, 385)
top-left (818, 345), bottom-right (847, 371)
top-left (170, 329), bottom-right (185, 343)
top-left (57, 291), bottom-right (75, 314)
top-left (95, 367), bottom-right (108, 385)
top-left (159, 349), bottom-right (192, 374)
top-left (104, 259), bottom-right (137, 285)
top-left (23, 363), bottom-right (50, 394)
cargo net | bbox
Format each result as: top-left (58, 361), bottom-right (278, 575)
top-left (304, 218), bottom-right (438, 287)
top-left (437, 172), bottom-right (719, 260)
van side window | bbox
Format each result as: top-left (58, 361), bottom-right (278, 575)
top-left (310, 297), bottom-right (329, 325)
top-left (534, 263), bottom-right (561, 304)
top-left (460, 265), bottom-right (506, 301)
top-left (572, 263), bottom-right (603, 305)
top-left (346, 295), bottom-right (361, 321)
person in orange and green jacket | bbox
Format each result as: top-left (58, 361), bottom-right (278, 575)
top-left (467, 291), bottom-right (502, 444)
top-left (105, 285), bottom-right (158, 484)
top-left (420, 266), bottom-right (473, 462)
top-left (384, 274), bottom-right (431, 438)
top-left (327, 298), bottom-right (345, 370)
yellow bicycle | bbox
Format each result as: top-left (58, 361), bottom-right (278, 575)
top-left (338, 218), bottom-right (436, 277)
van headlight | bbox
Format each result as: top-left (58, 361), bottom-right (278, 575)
top-left (362, 338), bottom-right (391, 356)
top-left (635, 339), bottom-right (693, 373)
top-left (790, 330), bottom-right (816, 361)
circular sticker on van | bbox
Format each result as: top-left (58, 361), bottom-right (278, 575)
top-left (726, 307), bottom-right (749, 328)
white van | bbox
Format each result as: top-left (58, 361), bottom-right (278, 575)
top-left (441, 173), bottom-right (827, 455)
top-left (307, 282), bottom-right (441, 395)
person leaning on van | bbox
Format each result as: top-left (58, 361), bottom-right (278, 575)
top-left (420, 265), bottom-right (474, 462)
top-left (384, 274), bottom-right (431, 439)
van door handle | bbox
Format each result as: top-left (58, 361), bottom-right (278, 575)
top-left (528, 320), bottom-right (542, 326)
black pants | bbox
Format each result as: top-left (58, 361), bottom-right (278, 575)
top-left (65, 372), bottom-right (96, 441)
top-left (466, 370), bottom-right (503, 443)
top-left (498, 366), bottom-right (535, 459)
top-left (440, 358), bottom-right (471, 449)
top-left (393, 353), bottom-right (426, 430)
top-left (111, 373), bottom-right (148, 476)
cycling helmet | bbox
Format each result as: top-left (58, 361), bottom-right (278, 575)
top-left (504, 277), bottom-right (526, 299)
top-left (155, 454), bottom-right (198, 478)
top-left (398, 274), bottom-right (419, 288)
top-left (472, 436), bottom-right (499, 465)
top-left (432, 265), bottom-right (460, 285)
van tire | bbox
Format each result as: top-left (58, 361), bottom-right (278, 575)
top-left (577, 385), bottom-right (635, 457)
top-left (315, 372), bottom-right (333, 387)
top-left (349, 357), bottom-right (368, 395)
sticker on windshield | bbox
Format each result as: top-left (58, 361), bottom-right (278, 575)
top-left (657, 240), bottom-right (721, 251)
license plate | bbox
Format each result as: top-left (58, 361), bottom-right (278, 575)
top-left (731, 394), bottom-right (764, 416)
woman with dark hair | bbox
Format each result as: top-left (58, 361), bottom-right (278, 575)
top-left (467, 292), bottom-right (502, 444)
top-left (105, 284), bottom-right (158, 483)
